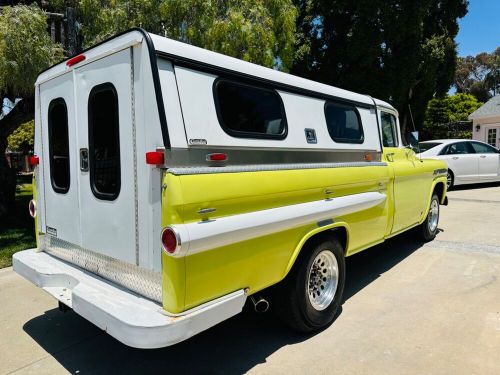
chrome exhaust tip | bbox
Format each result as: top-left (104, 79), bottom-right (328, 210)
top-left (250, 295), bottom-right (269, 313)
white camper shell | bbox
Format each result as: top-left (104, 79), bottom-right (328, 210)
top-left (14, 29), bottom-right (398, 348)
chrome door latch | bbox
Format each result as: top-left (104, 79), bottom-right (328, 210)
top-left (80, 148), bottom-right (89, 172)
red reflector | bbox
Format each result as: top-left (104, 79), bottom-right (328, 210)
top-left (28, 199), bottom-right (36, 218)
top-left (66, 54), bottom-right (86, 67)
top-left (29, 155), bottom-right (39, 166)
top-left (161, 227), bottom-right (178, 254)
top-left (207, 153), bottom-right (227, 161)
top-left (146, 151), bottom-right (164, 165)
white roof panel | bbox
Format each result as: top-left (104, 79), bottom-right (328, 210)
top-left (149, 32), bottom-right (378, 108)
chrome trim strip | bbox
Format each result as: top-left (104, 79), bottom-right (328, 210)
top-left (167, 192), bottom-right (386, 256)
top-left (164, 147), bottom-right (382, 168)
top-left (168, 161), bottom-right (387, 175)
top-left (40, 235), bottom-right (162, 303)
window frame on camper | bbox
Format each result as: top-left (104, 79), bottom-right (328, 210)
top-left (87, 82), bottom-right (122, 201)
top-left (48, 97), bottom-right (71, 194)
top-left (212, 78), bottom-right (288, 140)
top-left (324, 100), bottom-right (365, 144)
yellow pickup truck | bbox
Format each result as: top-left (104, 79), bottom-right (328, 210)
top-left (14, 29), bottom-right (448, 348)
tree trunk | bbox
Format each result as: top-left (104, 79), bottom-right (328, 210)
top-left (0, 97), bottom-right (34, 223)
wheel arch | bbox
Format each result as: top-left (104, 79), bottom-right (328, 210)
top-left (420, 178), bottom-right (447, 223)
top-left (433, 180), bottom-right (446, 204)
top-left (283, 222), bottom-right (350, 278)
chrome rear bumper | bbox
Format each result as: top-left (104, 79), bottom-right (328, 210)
top-left (13, 249), bottom-right (246, 349)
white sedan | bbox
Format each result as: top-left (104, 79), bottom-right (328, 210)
top-left (417, 139), bottom-right (500, 189)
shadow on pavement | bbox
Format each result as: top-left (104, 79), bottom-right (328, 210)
top-left (23, 231), bottom-right (425, 374)
top-left (450, 181), bottom-right (500, 191)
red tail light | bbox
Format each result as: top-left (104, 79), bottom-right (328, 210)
top-left (161, 227), bottom-right (179, 254)
top-left (28, 199), bottom-right (36, 218)
top-left (66, 54), bottom-right (86, 67)
top-left (29, 155), bottom-right (39, 166)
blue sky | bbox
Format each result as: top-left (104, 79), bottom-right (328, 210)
top-left (455, 0), bottom-right (500, 56)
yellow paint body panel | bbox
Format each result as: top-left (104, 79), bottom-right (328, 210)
top-left (161, 152), bottom-right (447, 313)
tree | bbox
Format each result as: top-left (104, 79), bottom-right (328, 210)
top-left (7, 120), bottom-right (34, 153)
top-left (78, 0), bottom-right (297, 70)
top-left (422, 93), bottom-right (482, 140)
top-left (292, 0), bottom-right (468, 141)
top-left (454, 48), bottom-right (500, 102)
top-left (0, 5), bottom-right (63, 219)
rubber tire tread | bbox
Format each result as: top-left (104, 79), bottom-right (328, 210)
top-left (417, 193), bottom-right (440, 242)
top-left (274, 236), bottom-right (345, 333)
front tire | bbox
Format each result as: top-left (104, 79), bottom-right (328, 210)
top-left (275, 237), bottom-right (345, 333)
top-left (417, 193), bottom-right (440, 242)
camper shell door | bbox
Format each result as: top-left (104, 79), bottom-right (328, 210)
top-left (74, 48), bottom-right (137, 264)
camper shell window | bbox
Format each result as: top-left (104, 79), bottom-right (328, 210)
top-left (88, 83), bottom-right (121, 201)
top-left (48, 98), bottom-right (70, 194)
top-left (324, 102), bottom-right (364, 144)
top-left (214, 79), bottom-right (287, 139)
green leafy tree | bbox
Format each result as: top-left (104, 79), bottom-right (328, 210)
top-left (78, 0), bottom-right (297, 70)
top-left (7, 120), bottom-right (34, 153)
top-left (292, 0), bottom-right (468, 140)
top-left (422, 93), bottom-right (482, 140)
top-left (0, 5), bottom-right (63, 219)
top-left (455, 48), bottom-right (500, 102)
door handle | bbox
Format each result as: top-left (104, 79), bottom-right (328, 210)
top-left (452, 157), bottom-right (459, 160)
top-left (80, 148), bottom-right (89, 172)
top-left (480, 155), bottom-right (487, 158)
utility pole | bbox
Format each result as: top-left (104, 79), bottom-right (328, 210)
top-left (45, 4), bottom-right (81, 57)
top-left (66, 6), bottom-right (81, 56)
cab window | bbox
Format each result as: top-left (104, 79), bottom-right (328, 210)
top-left (380, 112), bottom-right (398, 147)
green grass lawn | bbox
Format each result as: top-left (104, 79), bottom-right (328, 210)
top-left (0, 175), bottom-right (36, 268)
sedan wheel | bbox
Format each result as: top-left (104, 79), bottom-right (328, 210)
top-left (446, 171), bottom-right (453, 190)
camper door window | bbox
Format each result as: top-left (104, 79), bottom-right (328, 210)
top-left (88, 83), bottom-right (121, 201)
top-left (48, 98), bottom-right (70, 194)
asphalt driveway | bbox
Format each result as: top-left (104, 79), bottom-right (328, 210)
top-left (1, 184), bottom-right (500, 375)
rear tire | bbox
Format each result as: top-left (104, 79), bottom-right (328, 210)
top-left (275, 236), bottom-right (345, 333)
top-left (417, 193), bottom-right (440, 242)
top-left (446, 170), bottom-right (454, 190)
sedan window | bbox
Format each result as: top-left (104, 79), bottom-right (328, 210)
top-left (418, 142), bottom-right (442, 152)
top-left (470, 142), bottom-right (498, 154)
top-left (443, 142), bottom-right (475, 155)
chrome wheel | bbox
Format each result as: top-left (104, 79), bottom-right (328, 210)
top-left (427, 198), bottom-right (439, 233)
top-left (307, 250), bottom-right (338, 311)
top-left (446, 172), bottom-right (452, 189)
